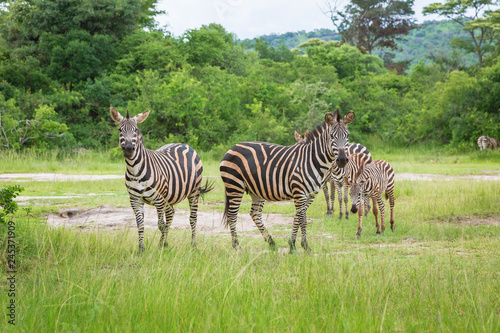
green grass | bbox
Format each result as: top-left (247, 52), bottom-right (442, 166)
top-left (1, 149), bottom-right (499, 331)
top-left (1, 145), bottom-right (499, 176)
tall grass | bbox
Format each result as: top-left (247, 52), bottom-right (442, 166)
top-left (0, 148), bottom-right (499, 331)
top-left (1, 213), bottom-right (499, 332)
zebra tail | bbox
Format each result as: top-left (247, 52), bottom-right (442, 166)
top-left (199, 179), bottom-right (215, 199)
top-left (385, 191), bottom-right (389, 200)
top-left (222, 192), bottom-right (230, 228)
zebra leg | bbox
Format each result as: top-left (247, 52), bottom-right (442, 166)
top-left (364, 196), bottom-right (371, 217)
top-left (378, 195), bottom-right (386, 233)
top-left (188, 193), bottom-right (200, 248)
top-left (155, 201), bottom-right (167, 248)
top-left (372, 196), bottom-right (380, 235)
top-left (356, 200), bottom-right (363, 238)
top-left (162, 204), bottom-right (175, 247)
top-left (250, 194), bottom-right (276, 250)
top-left (336, 182), bottom-right (343, 220)
top-left (131, 199), bottom-right (146, 252)
top-left (330, 178), bottom-right (335, 215)
top-left (289, 216), bottom-right (300, 253)
top-left (387, 190), bottom-right (395, 231)
top-left (226, 191), bottom-right (244, 250)
top-left (343, 185), bottom-right (349, 220)
top-left (322, 183), bottom-right (331, 216)
top-left (298, 197), bottom-right (314, 252)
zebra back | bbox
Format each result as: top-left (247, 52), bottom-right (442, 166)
top-left (355, 159), bottom-right (395, 198)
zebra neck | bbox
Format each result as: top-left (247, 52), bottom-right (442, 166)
top-left (309, 129), bottom-right (336, 180)
top-left (124, 141), bottom-right (147, 178)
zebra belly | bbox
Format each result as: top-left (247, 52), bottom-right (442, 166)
top-left (126, 179), bottom-right (162, 206)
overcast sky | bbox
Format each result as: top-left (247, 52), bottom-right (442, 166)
top-left (156, 0), bottom-right (445, 39)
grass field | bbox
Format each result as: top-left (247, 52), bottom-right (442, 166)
top-left (1, 148), bottom-right (499, 332)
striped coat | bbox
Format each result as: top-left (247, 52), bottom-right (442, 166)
top-left (323, 143), bottom-right (372, 219)
top-left (220, 109), bottom-right (354, 252)
top-left (349, 157), bottom-right (395, 238)
top-left (110, 107), bottom-right (212, 251)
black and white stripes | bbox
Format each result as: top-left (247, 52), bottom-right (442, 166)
top-left (110, 107), bottom-right (212, 251)
top-left (348, 156), bottom-right (395, 238)
top-left (220, 109), bottom-right (354, 252)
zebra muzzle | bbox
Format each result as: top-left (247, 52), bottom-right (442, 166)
top-left (350, 205), bottom-right (358, 214)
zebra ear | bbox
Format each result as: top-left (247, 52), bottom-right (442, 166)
top-left (294, 130), bottom-right (301, 141)
top-left (133, 110), bottom-right (150, 124)
top-left (343, 110), bottom-right (355, 124)
top-left (325, 112), bottom-right (335, 125)
top-left (110, 107), bottom-right (123, 122)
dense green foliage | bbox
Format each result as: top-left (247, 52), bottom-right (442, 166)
top-left (247, 21), bottom-right (478, 66)
top-left (0, 184), bottom-right (23, 224)
top-left (0, 1), bottom-right (499, 153)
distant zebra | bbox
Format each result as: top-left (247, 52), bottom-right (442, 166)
top-left (477, 136), bottom-right (500, 151)
top-left (349, 157), bottom-right (395, 238)
top-left (110, 107), bottom-right (213, 251)
top-left (220, 109), bottom-right (354, 252)
top-left (294, 133), bottom-right (372, 219)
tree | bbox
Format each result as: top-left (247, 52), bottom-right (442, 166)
top-left (323, 0), bottom-right (418, 54)
top-left (423, 0), bottom-right (499, 67)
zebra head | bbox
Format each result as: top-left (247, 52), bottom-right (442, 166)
top-left (349, 161), bottom-right (366, 214)
top-left (325, 109), bottom-right (354, 168)
top-left (110, 107), bottom-right (150, 159)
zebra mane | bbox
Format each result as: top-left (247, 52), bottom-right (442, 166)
top-left (304, 122), bottom-right (327, 143)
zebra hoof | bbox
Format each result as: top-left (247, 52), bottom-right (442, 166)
top-left (356, 233), bottom-right (361, 239)
top-left (269, 240), bottom-right (277, 251)
top-left (326, 212), bottom-right (333, 217)
top-left (376, 231), bottom-right (381, 235)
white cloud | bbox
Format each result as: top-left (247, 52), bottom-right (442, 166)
top-left (157, 0), bottom-right (445, 39)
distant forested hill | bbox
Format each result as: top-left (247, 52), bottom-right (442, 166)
top-left (246, 20), bottom-right (477, 67)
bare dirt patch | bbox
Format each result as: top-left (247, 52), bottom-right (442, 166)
top-left (432, 214), bottom-right (500, 226)
top-left (46, 205), bottom-right (296, 237)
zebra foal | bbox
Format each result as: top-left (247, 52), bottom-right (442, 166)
top-left (477, 136), bottom-right (499, 151)
top-left (220, 109), bottom-right (354, 252)
top-left (348, 156), bottom-right (395, 238)
top-left (110, 107), bottom-right (212, 251)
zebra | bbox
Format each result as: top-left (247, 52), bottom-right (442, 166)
top-left (348, 157), bottom-right (395, 238)
top-left (220, 109), bottom-right (354, 252)
top-left (323, 143), bottom-right (372, 219)
top-left (477, 136), bottom-right (500, 151)
top-left (294, 133), bottom-right (372, 219)
top-left (110, 107), bottom-right (213, 251)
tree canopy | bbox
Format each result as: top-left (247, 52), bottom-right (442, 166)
top-left (0, 0), bottom-right (499, 152)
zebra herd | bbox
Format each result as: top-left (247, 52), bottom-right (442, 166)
top-left (111, 107), bottom-right (397, 252)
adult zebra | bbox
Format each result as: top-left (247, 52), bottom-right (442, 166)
top-left (294, 132), bottom-right (372, 219)
top-left (220, 109), bottom-right (354, 252)
top-left (110, 107), bottom-right (213, 251)
top-left (348, 156), bottom-right (395, 238)
top-left (477, 136), bottom-right (500, 151)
